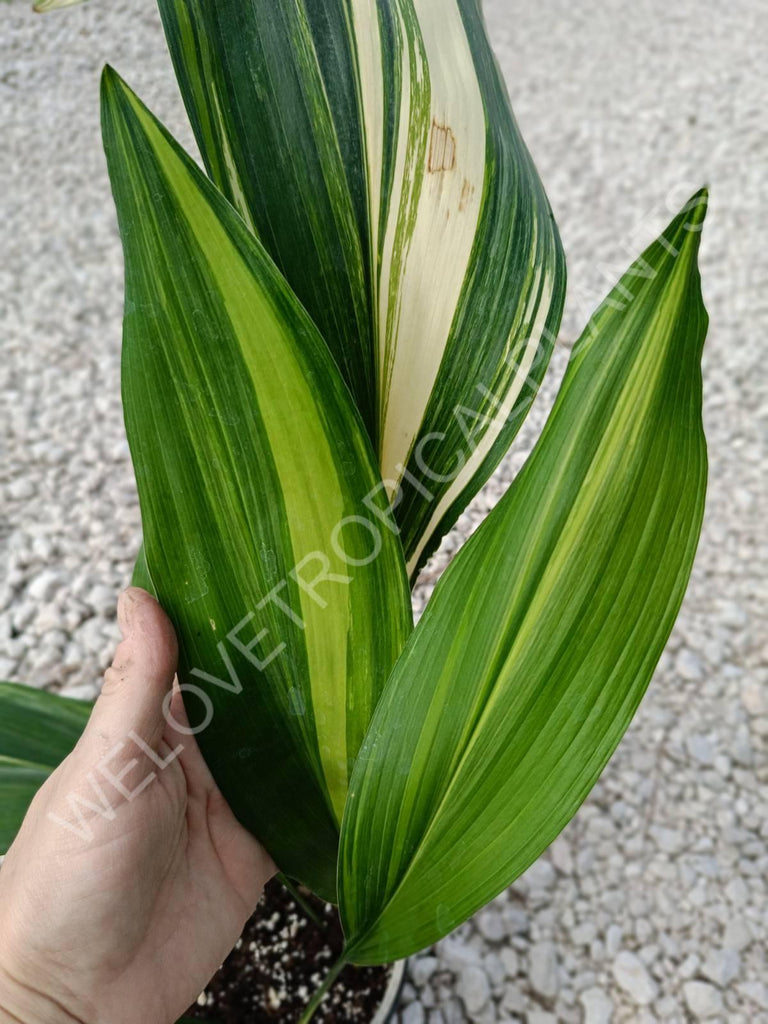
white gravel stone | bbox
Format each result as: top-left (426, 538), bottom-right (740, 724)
top-left (476, 910), bottom-right (506, 943)
top-left (499, 947), bottom-right (519, 979)
top-left (7, 479), bottom-right (36, 501)
top-left (411, 956), bottom-right (440, 988)
top-left (501, 982), bottom-right (525, 1015)
top-left (579, 987), bottom-right (614, 1024)
top-left (457, 965), bottom-right (490, 1015)
top-left (740, 678), bottom-right (766, 716)
top-left (402, 1003), bottom-right (426, 1024)
top-left (737, 980), bottom-right (768, 1010)
top-left (701, 948), bottom-right (741, 987)
top-left (686, 734), bottom-right (716, 766)
top-left (528, 942), bottom-right (559, 999)
top-left (501, 906), bottom-right (529, 935)
top-left (26, 570), bottom-right (63, 603)
top-left (0, 657), bottom-right (17, 679)
top-left (683, 980), bottom-right (725, 1019)
top-left (676, 648), bottom-right (704, 680)
top-left (604, 924), bottom-right (623, 958)
top-left (722, 918), bottom-right (753, 952)
top-left (611, 952), bottom-right (658, 1005)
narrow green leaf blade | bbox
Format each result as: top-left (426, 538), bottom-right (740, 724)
top-left (0, 681), bottom-right (92, 767)
top-left (101, 67), bottom-right (412, 901)
top-left (0, 682), bottom-right (92, 853)
top-left (157, 0), bottom-right (566, 573)
top-left (0, 760), bottom-right (52, 856)
top-left (339, 192), bottom-right (709, 961)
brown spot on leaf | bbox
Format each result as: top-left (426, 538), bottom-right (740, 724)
top-left (428, 119), bottom-right (457, 172)
top-left (458, 177), bottom-right (475, 212)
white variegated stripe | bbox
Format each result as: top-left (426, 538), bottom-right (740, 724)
top-left (349, 0), bottom-right (385, 321)
top-left (407, 255), bottom-right (556, 575)
top-left (367, 0), bottom-right (488, 491)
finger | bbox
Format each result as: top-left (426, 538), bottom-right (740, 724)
top-left (85, 587), bottom-right (178, 755)
top-left (162, 681), bottom-right (217, 795)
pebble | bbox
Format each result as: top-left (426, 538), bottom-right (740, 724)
top-left (476, 910), bottom-right (506, 943)
top-left (402, 1004), bottom-right (426, 1024)
top-left (740, 678), bottom-right (766, 716)
top-left (499, 948), bottom-right (519, 978)
top-left (604, 924), bottom-right (623, 958)
top-left (26, 570), bottom-right (63, 603)
top-left (579, 987), bottom-right (614, 1024)
top-left (722, 918), bottom-right (753, 952)
top-left (411, 957), bottom-right (440, 988)
top-left (676, 648), bottom-right (704, 680)
top-left (501, 982), bottom-right (525, 1015)
top-left (686, 734), bottom-right (716, 766)
top-left (701, 948), bottom-right (740, 987)
top-left (528, 942), bottom-right (559, 999)
top-left (611, 952), bottom-right (658, 1005)
top-left (457, 966), bottom-right (491, 1015)
top-left (525, 1012), bottom-right (556, 1024)
top-left (682, 980), bottom-right (725, 1019)
top-left (738, 980), bottom-right (768, 1010)
top-left (7, 479), bottom-right (36, 501)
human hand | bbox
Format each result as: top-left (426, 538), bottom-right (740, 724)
top-left (0, 587), bottom-right (276, 1024)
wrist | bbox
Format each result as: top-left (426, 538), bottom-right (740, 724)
top-left (0, 964), bottom-right (86, 1024)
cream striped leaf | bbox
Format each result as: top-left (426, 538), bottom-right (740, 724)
top-left (338, 192), bottom-right (709, 962)
top-left (157, 0), bottom-right (567, 578)
top-left (102, 68), bottom-right (412, 901)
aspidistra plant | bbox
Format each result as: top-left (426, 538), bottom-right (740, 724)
top-left (157, 0), bottom-right (567, 576)
top-left (11, 0), bottom-right (709, 1011)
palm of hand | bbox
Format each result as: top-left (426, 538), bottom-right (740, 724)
top-left (0, 590), bottom-right (275, 1024)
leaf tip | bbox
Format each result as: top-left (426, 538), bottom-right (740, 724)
top-left (100, 63), bottom-right (121, 97)
top-left (684, 186), bottom-right (709, 229)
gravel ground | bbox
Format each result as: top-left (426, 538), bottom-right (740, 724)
top-left (1, 1), bottom-right (766, 1022)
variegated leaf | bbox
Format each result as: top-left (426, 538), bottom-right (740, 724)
top-left (339, 192), bottom-right (709, 962)
top-left (157, 0), bottom-right (567, 577)
top-left (102, 68), bottom-right (412, 901)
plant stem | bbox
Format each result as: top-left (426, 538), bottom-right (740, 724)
top-left (276, 872), bottom-right (325, 928)
top-left (297, 953), bottom-right (347, 1024)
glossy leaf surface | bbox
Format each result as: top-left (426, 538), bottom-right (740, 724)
top-left (102, 68), bottom-right (412, 900)
top-left (339, 193), bottom-right (709, 961)
top-left (157, 0), bottom-right (567, 575)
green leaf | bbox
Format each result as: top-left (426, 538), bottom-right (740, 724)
top-left (339, 191), bottom-right (709, 962)
top-left (131, 542), bottom-right (158, 597)
top-left (157, 0), bottom-right (566, 576)
top-left (0, 682), bottom-right (92, 853)
top-left (157, 0), bottom-right (376, 438)
top-left (101, 67), bottom-right (412, 901)
top-left (32, 0), bottom-right (87, 10)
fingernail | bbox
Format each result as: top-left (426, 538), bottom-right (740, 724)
top-left (117, 589), bottom-right (136, 637)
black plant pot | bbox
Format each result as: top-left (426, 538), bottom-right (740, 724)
top-left (183, 878), bottom-right (406, 1023)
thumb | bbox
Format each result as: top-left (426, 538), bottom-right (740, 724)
top-left (85, 587), bottom-right (178, 755)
